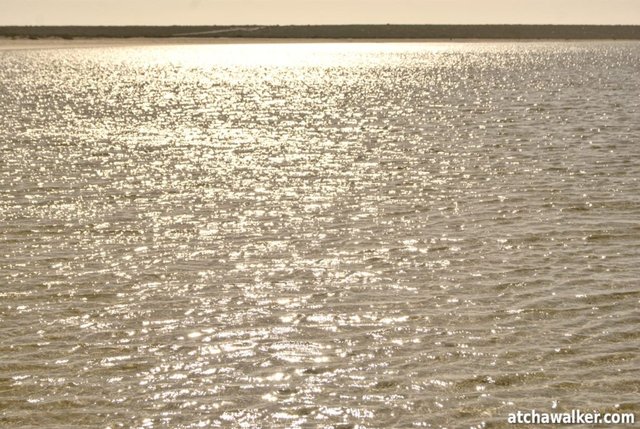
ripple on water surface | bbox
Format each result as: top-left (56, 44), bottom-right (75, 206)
top-left (1, 41), bottom-right (640, 428)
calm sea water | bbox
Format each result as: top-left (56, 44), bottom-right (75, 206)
top-left (1, 41), bottom-right (639, 428)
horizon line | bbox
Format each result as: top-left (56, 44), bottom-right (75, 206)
top-left (3, 24), bottom-right (640, 27)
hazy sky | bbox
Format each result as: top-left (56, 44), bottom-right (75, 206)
top-left (2, 0), bottom-right (640, 26)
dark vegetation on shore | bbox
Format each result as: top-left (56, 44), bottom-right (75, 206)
top-left (2, 25), bottom-right (640, 40)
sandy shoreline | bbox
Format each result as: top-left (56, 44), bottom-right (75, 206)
top-left (0, 37), bottom-right (496, 51)
top-left (1, 36), bottom-right (633, 51)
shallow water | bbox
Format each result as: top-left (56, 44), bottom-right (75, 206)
top-left (1, 41), bottom-right (639, 428)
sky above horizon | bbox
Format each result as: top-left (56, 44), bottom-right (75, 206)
top-left (2, 0), bottom-right (640, 26)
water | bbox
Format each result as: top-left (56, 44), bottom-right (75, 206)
top-left (1, 40), bottom-right (639, 428)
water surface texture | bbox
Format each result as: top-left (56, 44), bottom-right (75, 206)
top-left (1, 41), bottom-right (639, 428)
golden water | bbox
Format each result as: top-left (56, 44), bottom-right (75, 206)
top-left (1, 41), bottom-right (639, 428)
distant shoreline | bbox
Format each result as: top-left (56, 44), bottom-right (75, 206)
top-left (2, 25), bottom-right (640, 40)
top-left (2, 37), bottom-right (637, 52)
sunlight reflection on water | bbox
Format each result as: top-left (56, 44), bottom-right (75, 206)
top-left (1, 41), bottom-right (639, 428)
